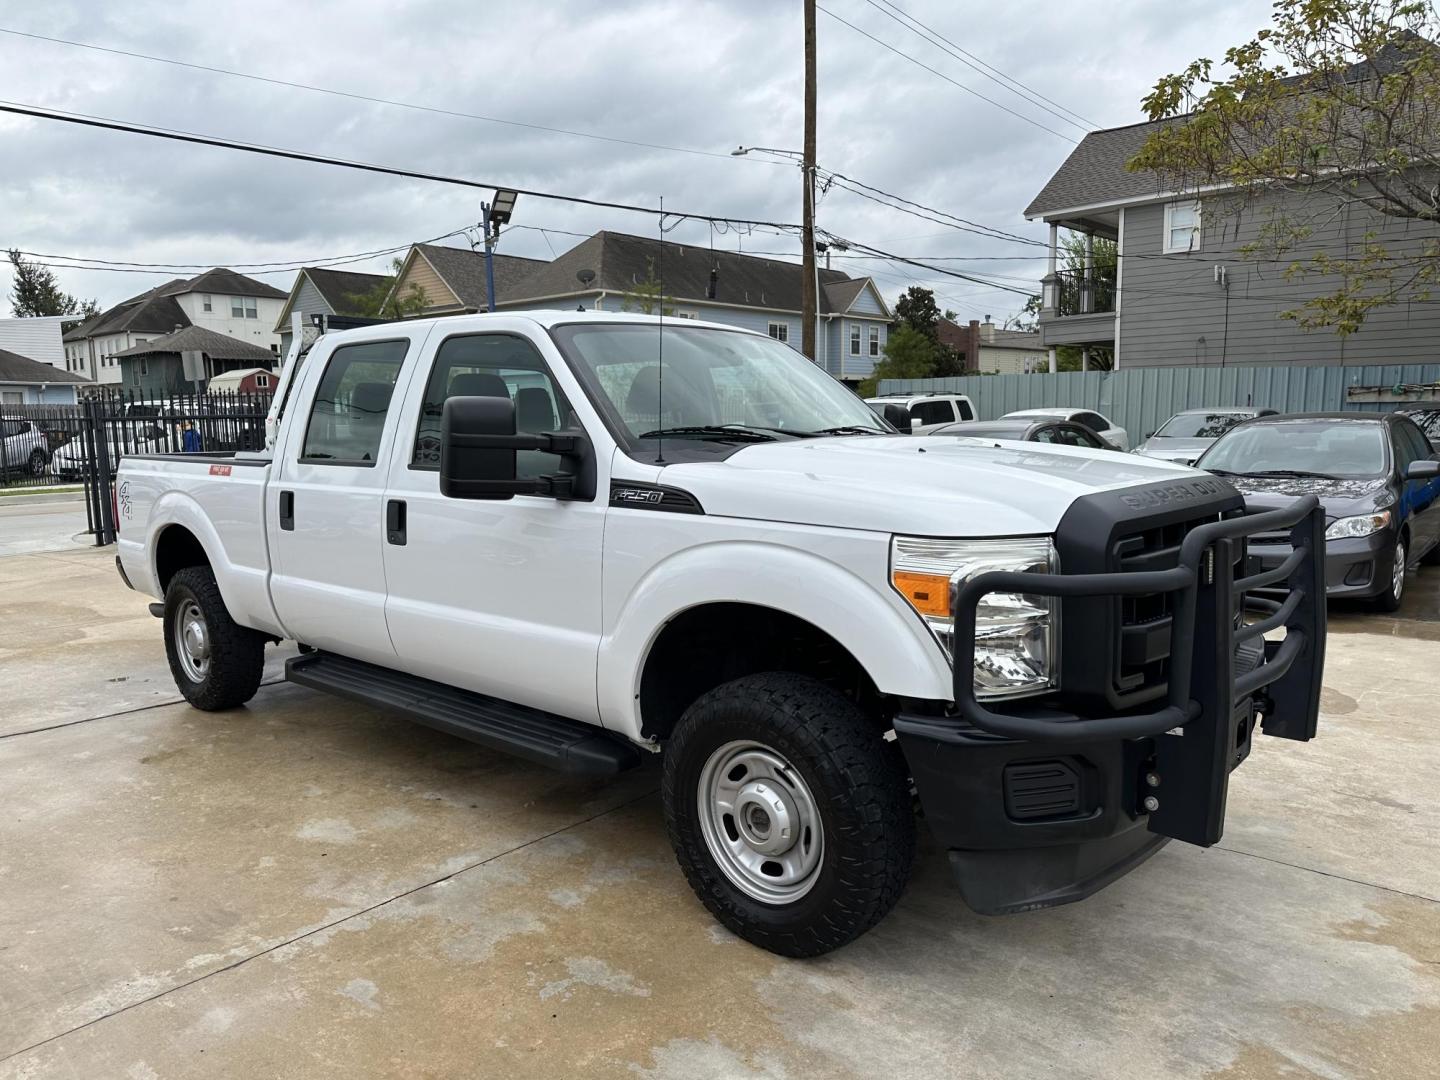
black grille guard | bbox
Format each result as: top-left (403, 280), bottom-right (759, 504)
top-left (951, 495), bottom-right (1327, 745)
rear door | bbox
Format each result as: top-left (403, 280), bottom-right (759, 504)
top-left (379, 323), bottom-right (609, 722)
top-left (267, 333), bottom-right (420, 664)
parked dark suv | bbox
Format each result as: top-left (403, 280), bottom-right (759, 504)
top-left (1197, 412), bottom-right (1440, 610)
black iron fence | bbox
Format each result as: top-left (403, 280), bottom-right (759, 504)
top-left (0, 389), bottom-right (273, 544)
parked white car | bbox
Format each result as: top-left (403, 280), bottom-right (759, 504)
top-left (865, 393), bottom-right (976, 433)
top-left (1000, 408), bottom-right (1129, 451)
top-left (1, 416), bottom-right (50, 478)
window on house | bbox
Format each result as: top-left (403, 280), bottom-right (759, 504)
top-left (245, 297), bottom-right (258, 319)
top-left (849, 325), bottom-right (861, 355)
top-left (256, 373), bottom-right (270, 388)
top-left (231, 297), bottom-right (245, 318)
top-left (202, 294), bottom-right (212, 312)
top-left (868, 326), bottom-right (880, 356)
top-left (767, 322), bottom-right (789, 343)
top-left (1163, 201), bottom-right (1201, 253)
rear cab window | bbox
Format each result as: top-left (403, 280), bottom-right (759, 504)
top-left (300, 339), bottom-right (409, 465)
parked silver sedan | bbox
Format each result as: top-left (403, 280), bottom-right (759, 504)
top-left (1133, 407), bottom-right (1276, 466)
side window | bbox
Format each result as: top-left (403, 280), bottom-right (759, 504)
top-left (909, 401), bottom-right (953, 426)
top-left (300, 339), bottom-right (409, 464)
top-left (412, 333), bottom-right (569, 480)
top-left (1032, 426), bottom-right (1061, 444)
top-left (1076, 412), bottom-right (1105, 432)
top-left (957, 399), bottom-right (975, 421)
top-left (1058, 426), bottom-right (1099, 447)
top-left (1396, 421), bottom-right (1431, 470)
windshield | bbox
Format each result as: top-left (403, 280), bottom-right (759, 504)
top-left (551, 324), bottom-right (887, 447)
top-left (1156, 412), bottom-right (1252, 439)
top-left (1199, 420), bottom-right (1388, 479)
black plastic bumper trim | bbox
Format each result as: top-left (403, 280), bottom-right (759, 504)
top-left (949, 830), bottom-right (1170, 915)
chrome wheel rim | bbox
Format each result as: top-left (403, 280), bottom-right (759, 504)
top-left (174, 600), bottom-right (210, 682)
top-left (697, 740), bottom-right (824, 905)
top-left (1392, 539), bottom-right (1406, 601)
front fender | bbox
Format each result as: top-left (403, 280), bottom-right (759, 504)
top-left (596, 540), bottom-right (953, 740)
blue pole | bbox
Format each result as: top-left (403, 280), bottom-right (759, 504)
top-left (482, 201), bottom-right (497, 312)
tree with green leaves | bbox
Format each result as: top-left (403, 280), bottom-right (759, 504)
top-left (7, 249), bottom-right (98, 319)
top-left (621, 257), bottom-right (677, 316)
top-left (353, 257), bottom-right (430, 319)
top-left (858, 323), bottom-right (938, 396)
top-left (893, 285), bottom-right (941, 338)
top-left (1129, 0), bottom-right (1440, 333)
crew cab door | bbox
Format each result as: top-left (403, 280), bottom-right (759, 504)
top-left (380, 324), bottom-right (608, 723)
top-left (267, 332), bottom-right (421, 664)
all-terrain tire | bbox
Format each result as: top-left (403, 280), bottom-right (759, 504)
top-left (662, 672), bottom-right (915, 958)
top-left (163, 566), bottom-right (266, 710)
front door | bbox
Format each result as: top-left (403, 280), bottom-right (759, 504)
top-left (380, 327), bottom-right (608, 723)
top-left (1395, 418), bottom-right (1440, 558)
top-left (268, 334), bottom-right (417, 664)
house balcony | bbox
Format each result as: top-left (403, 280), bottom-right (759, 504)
top-left (1038, 266), bottom-right (1116, 348)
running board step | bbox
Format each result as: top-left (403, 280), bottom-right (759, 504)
top-left (285, 653), bottom-right (642, 776)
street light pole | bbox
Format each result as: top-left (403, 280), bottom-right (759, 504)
top-left (482, 201), bottom-right (497, 313)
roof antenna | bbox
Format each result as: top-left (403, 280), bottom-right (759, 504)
top-left (656, 196), bottom-right (666, 465)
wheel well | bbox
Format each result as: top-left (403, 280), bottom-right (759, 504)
top-left (638, 603), bottom-right (883, 742)
top-left (154, 525), bottom-right (210, 590)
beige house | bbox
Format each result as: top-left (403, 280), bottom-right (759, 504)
top-left (937, 318), bottom-right (1048, 375)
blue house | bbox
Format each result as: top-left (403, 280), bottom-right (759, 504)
top-left (387, 233), bottom-right (893, 385)
top-left (0, 347), bottom-right (90, 405)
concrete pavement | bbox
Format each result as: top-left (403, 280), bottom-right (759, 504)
top-left (1, 544), bottom-right (1437, 1078)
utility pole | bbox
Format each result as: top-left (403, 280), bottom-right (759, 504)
top-left (801, 0), bottom-right (817, 362)
top-left (482, 201), bottom-right (497, 313)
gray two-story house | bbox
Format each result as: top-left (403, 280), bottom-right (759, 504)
top-left (1025, 119), bottom-right (1440, 369)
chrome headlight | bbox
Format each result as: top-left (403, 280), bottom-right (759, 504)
top-left (890, 536), bottom-right (1059, 700)
top-left (1325, 510), bottom-right (1390, 540)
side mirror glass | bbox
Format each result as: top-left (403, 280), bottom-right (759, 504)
top-left (1405, 459), bottom-right (1440, 480)
top-left (881, 403), bottom-right (912, 432)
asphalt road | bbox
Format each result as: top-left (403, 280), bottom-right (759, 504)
top-left (1, 530), bottom-right (1437, 1078)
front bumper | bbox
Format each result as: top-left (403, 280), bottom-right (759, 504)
top-left (896, 495), bottom-right (1327, 916)
top-left (1250, 529), bottom-right (1392, 599)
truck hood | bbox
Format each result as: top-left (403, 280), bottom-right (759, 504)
top-left (658, 436), bottom-right (1203, 535)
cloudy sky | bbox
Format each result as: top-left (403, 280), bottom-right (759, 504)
top-left (1, 0), bottom-right (1276, 323)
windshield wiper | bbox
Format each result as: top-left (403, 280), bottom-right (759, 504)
top-left (1245, 468), bottom-right (1344, 480)
top-left (636, 425), bottom-right (779, 442)
top-left (807, 425), bottom-right (889, 436)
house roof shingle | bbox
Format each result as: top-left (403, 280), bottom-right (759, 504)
top-left (0, 347), bottom-right (92, 385)
top-left (414, 243), bottom-right (549, 309)
top-left (304, 267), bottom-right (385, 312)
top-left (111, 325), bottom-right (277, 363)
top-left (502, 231), bottom-right (876, 316)
top-left (1024, 117), bottom-right (1178, 219)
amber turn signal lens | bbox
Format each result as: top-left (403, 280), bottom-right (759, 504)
top-left (892, 570), bottom-right (952, 617)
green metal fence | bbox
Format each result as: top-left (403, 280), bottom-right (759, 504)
top-left (879, 364), bottom-right (1440, 443)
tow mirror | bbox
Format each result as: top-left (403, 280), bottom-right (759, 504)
top-left (881, 403), bottom-right (912, 432)
top-left (440, 396), bottom-right (592, 500)
top-left (1405, 459), bottom-right (1440, 480)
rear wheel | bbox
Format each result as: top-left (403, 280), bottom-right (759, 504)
top-left (1373, 535), bottom-right (1407, 613)
top-left (163, 566), bottom-right (266, 709)
top-left (28, 449), bottom-right (46, 477)
top-left (662, 672), bottom-right (914, 957)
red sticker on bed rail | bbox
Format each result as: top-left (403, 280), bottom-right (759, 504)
top-left (209, 464), bottom-right (232, 476)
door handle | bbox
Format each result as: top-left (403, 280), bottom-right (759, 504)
top-left (279, 490), bottom-right (294, 531)
top-left (386, 499), bottom-right (407, 546)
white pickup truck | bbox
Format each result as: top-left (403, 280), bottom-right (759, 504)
top-left (114, 311), bottom-right (1328, 956)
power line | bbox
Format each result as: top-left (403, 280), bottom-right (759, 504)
top-left (819, 169), bottom-right (1045, 246)
top-left (0, 101), bottom-right (806, 233)
top-left (0, 27), bottom-right (783, 166)
top-left (867, 1), bottom-right (1097, 131)
top-left (814, 4), bottom-right (1079, 143)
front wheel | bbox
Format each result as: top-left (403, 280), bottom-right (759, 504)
top-left (1373, 535), bottom-right (1407, 613)
top-left (163, 566), bottom-right (266, 710)
top-left (28, 449), bottom-right (47, 477)
top-left (662, 673), bottom-right (915, 957)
